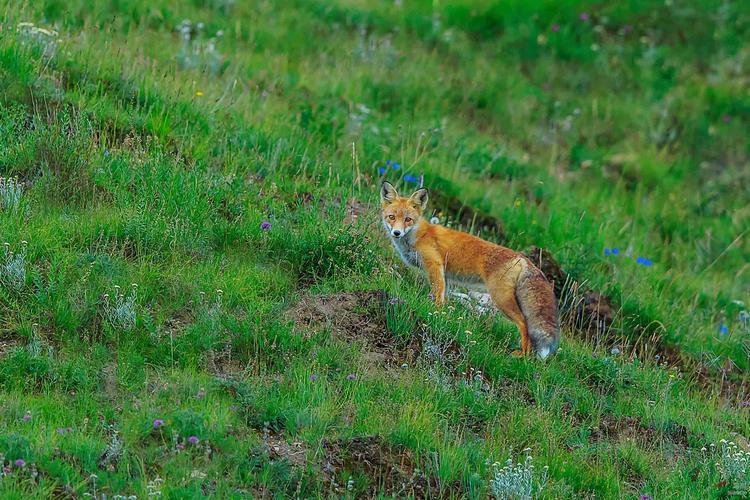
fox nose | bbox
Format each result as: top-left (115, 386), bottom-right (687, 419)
top-left (392, 229), bottom-right (402, 237)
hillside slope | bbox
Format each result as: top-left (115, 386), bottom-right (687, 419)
top-left (1, 0), bottom-right (749, 497)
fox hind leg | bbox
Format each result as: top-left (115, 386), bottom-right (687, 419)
top-left (487, 283), bottom-right (532, 355)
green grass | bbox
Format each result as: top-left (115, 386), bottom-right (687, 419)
top-left (1, 0), bottom-right (749, 497)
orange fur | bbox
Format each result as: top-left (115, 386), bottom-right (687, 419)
top-left (381, 182), bottom-right (560, 358)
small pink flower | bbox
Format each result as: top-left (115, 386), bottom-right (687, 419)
top-left (722, 115), bottom-right (731, 123)
top-left (188, 435), bottom-right (200, 445)
top-left (153, 419), bottom-right (165, 429)
top-left (551, 24), bottom-right (560, 32)
top-left (176, 443), bottom-right (185, 450)
top-left (579, 12), bottom-right (590, 21)
top-left (22, 413), bottom-right (31, 422)
top-left (309, 374), bottom-right (318, 382)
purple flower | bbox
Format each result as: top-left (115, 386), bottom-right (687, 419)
top-left (741, 401), bottom-right (750, 408)
top-left (309, 374), bottom-right (318, 382)
top-left (14, 459), bottom-right (25, 467)
top-left (719, 325), bottom-right (729, 336)
top-left (188, 436), bottom-right (200, 445)
top-left (22, 413), bottom-right (31, 422)
top-left (551, 24), bottom-right (560, 32)
top-left (635, 256), bottom-right (652, 267)
top-left (56, 427), bottom-right (72, 435)
top-left (153, 419), bottom-right (165, 429)
top-left (260, 221), bottom-right (271, 231)
top-left (176, 443), bottom-right (185, 450)
top-left (533, 373), bottom-right (540, 379)
top-left (346, 374), bottom-right (356, 380)
top-left (639, 495), bottom-right (653, 500)
top-left (579, 12), bottom-right (590, 21)
top-left (378, 167), bottom-right (386, 175)
top-left (722, 115), bottom-right (731, 123)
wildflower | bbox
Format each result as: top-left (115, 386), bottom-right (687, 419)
top-left (403, 174), bottom-right (419, 184)
top-left (722, 115), bottom-right (731, 123)
top-left (176, 443), bottom-right (185, 450)
top-left (391, 162), bottom-right (401, 170)
top-left (579, 12), bottom-right (590, 21)
top-left (611, 248), bottom-right (619, 255)
top-left (260, 221), bottom-right (271, 231)
top-left (551, 24), bottom-right (560, 32)
top-left (187, 436), bottom-right (200, 445)
top-left (22, 412), bottom-right (31, 422)
top-left (195, 388), bottom-right (206, 399)
top-left (604, 248), bottom-right (610, 256)
top-left (346, 373), bottom-right (356, 380)
top-left (533, 373), bottom-right (540, 379)
top-left (153, 419), bottom-right (165, 429)
top-left (639, 495), bottom-right (653, 500)
top-left (739, 310), bottom-right (748, 323)
top-left (719, 325), bottom-right (729, 336)
top-left (309, 374), bottom-right (318, 382)
top-left (611, 347), bottom-right (621, 356)
top-left (14, 459), bottom-right (25, 467)
top-left (741, 401), bottom-right (749, 408)
top-left (378, 167), bottom-right (386, 175)
top-left (635, 256), bottom-right (652, 267)
top-left (429, 216), bottom-right (440, 224)
top-left (401, 363), bottom-right (408, 369)
top-left (56, 427), bottom-right (72, 435)
top-left (195, 91), bottom-right (204, 97)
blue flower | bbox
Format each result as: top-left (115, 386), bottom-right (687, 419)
top-left (378, 167), bottom-right (386, 175)
top-left (391, 162), bottom-right (401, 170)
top-left (604, 248), bottom-right (611, 256)
top-left (636, 257), bottom-right (652, 267)
top-left (611, 248), bottom-right (619, 255)
top-left (719, 324), bottom-right (729, 335)
top-left (403, 174), bottom-right (419, 183)
top-left (386, 160), bottom-right (391, 165)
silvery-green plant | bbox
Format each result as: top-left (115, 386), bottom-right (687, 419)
top-left (489, 449), bottom-right (548, 500)
top-left (16, 22), bottom-right (59, 60)
top-left (175, 20), bottom-right (225, 75)
top-left (717, 439), bottom-right (750, 489)
top-left (1, 241), bottom-right (27, 290)
top-left (198, 289), bottom-right (223, 321)
top-left (0, 177), bottom-right (23, 210)
top-left (103, 284), bottom-right (138, 331)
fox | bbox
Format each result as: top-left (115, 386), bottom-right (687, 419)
top-left (380, 181), bottom-right (560, 359)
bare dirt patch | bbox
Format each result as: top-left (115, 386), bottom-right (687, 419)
top-left (289, 290), bottom-right (421, 367)
top-left (321, 435), bottom-right (460, 498)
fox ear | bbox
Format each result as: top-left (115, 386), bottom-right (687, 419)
top-left (409, 188), bottom-right (429, 210)
top-left (381, 182), bottom-right (398, 203)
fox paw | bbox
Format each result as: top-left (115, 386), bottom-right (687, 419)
top-left (511, 350), bottom-right (524, 358)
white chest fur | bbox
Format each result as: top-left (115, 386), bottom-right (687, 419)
top-left (390, 233), bottom-right (422, 268)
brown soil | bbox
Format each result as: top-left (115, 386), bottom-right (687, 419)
top-left (321, 436), bottom-right (460, 498)
top-left (289, 290), bottom-right (421, 367)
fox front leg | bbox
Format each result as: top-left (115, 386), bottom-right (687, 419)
top-left (423, 258), bottom-right (446, 306)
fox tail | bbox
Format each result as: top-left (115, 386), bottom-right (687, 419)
top-left (515, 266), bottom-right (560, 360)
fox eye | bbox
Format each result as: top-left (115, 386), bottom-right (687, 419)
top-left (388, 215), bottom-right (396, 221)
top-left (405, 217), bottom-right (412, 223)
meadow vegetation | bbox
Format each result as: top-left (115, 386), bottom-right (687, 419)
top-left (0, 0), bottom-right (748, 497)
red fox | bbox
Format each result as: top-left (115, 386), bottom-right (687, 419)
top-left (380, 182), bottom-right (560, 359)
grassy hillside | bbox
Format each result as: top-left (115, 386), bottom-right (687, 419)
top-left (1, 0), bottom-right (748, 497)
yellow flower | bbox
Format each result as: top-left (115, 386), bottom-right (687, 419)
top-left (195, 91), bottom-right (204, 97)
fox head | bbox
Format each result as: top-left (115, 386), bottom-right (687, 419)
top-left (380, 182), bottom-right (429, 239)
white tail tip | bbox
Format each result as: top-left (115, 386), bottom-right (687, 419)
top-left (536, 347), bottom-right (551, 360)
